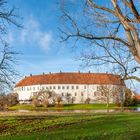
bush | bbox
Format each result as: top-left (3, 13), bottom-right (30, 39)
top-left (85, 98), bottom-right (90, 104)
top-left (42, 99), bottom-right (49, 108)
top-left (123, 97), bottom-right (137, 107)
top-left (0, 93), bottom-right (18, 110)
top-left (32, 99), bottom-right (39, 107)
top-left (55, 97), bottom-right (63, 107)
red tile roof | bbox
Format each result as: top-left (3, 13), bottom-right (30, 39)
top-left (15, 72), bottom-right (125, 87)
top-left (135, 95), bottom-right (140, 100)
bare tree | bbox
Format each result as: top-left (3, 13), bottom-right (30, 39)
top-left (0, 0), bottom-right (21, 91)
top-left (65, 93), bottom-right (71, 104)
top-left (0, 44), bottom-right (19, 90)
top-left (32, 89), bottom-right (55, 107)
top-left (60, 0), bottom-right (140, 83)
top-left (0, 92), bottom-right (18, 110)
top-left (96, 85), bottom-right (124, 109)
top-left (97, 85), bottom-right (114, 108)
top-left (85, 97), bottom-right (90, 104)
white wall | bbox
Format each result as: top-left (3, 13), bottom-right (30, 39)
top-left (14, 84), bottom-right (125, 104)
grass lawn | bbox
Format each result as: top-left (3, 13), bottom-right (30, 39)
top-left (9, 103), bottom-right (140, 111)
top-left (0, 112), bottom-right (140, 140)
top-left (9, 103), bottom-right (119, 111)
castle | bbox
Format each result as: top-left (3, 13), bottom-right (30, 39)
top-left (14, 72), bottom-right (125, 104)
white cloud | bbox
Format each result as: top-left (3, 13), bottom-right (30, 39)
top-left (19, 17), bottom-right (53, 51)
top-left (39, 33), bottom-right (52, 50)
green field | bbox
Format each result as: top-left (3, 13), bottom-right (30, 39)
top-left (8, 103), bottom-right (121, 111)
top-left (9, 103), bottom-right (139, 111)
top-left (0, 112), bottom-right (140, 140)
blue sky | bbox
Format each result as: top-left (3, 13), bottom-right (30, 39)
top-left (8, 0), bottom-right (85, 76)
top-left (5, 0), bottom-right (140, 92)
top-left (7, 0), bottom-right (106, 77)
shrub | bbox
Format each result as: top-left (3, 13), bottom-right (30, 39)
top-left (123, 97), bottom-right (137, 107)
top-left (55, 96), bottom-right (63, 107)
top-left (85, 98), bottom-right (90, 104)
top-left (32, 98), bottom-right (39, 107)
top-left (0, 93), bottom-right (18, 110)
top-left (42, 99), bottom-right (49, 108)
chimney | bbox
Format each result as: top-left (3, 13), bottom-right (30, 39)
top-left (60, 70), bottom-right (62, 73)
top-left (43, 72), bottom-right (45, 75)
top-left (88, 71), bottom-right (90, 73)
top-left (78, 71), bottom-right (80, 74)
top-left (30, 74), bottom-right (32, 77)
top-left (49, 72), bottom-right (51, 74)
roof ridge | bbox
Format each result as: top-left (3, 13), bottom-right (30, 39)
top-left (24, 72), bottom-right (120, 77)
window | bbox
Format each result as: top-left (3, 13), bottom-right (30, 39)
top-left (71, 86), bottom-right (74, 90)
top-left (58, 86), bottom-right (60, 89)
top-left (84, 86), bottom-right (86, 89)
top-left (27, 87), bottom-right (29, 91)
top-left (76, 86), bottom-right (79, 89)
top-left (67, 86), bottom-right (69, 89)
top-left (81, 92), bottom-right (83, 96)
top-left (62, 86), bottom-right (65, 89)
top-left (46, 87), bottom-right (48, 90)
top-left (53, 86), bottom-right (55, 89)
top-left (75, 92), bottom-right (77, 96)
top-left (33, 87), bottom-right (35, 91)
top-left (30, 87), bottom-right (31, 90)
top-left (62, 93), bottom-right (64, 96)
top-left (50, 86), bottom-right (52, 90)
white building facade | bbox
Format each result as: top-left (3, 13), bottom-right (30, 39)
top-left (14, 72), bottom-right (125, 104)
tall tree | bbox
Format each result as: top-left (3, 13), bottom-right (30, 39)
top-left (0, 0), bottom-right (21, 91)
top-left (60, 0), bottom-right (140, 83)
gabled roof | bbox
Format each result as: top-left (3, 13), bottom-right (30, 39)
top-left (15, 72), bottom-right (125, 87)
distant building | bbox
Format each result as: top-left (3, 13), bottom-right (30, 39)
top-left (14, 72), bottom-right (125, 104)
